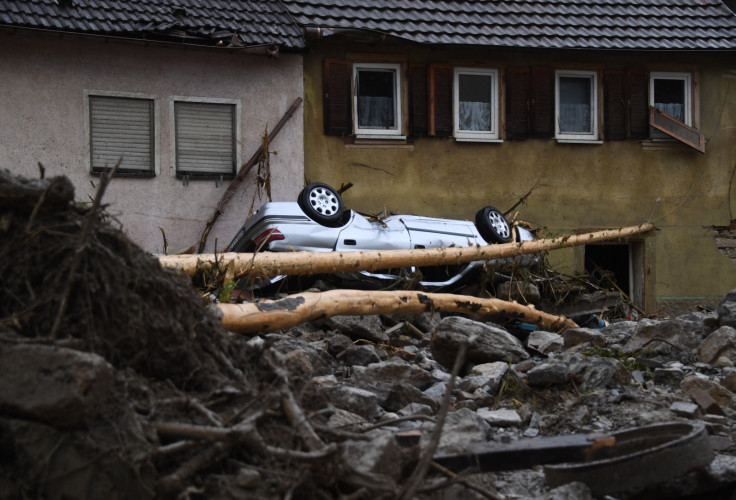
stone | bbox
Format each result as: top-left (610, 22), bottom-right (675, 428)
top-left (477, 408), bottom-right (522, 427)
top-left (688, 388), bottom-right (726, 416)
top-left (669, 401), bottom-right (700, 418)
top-left (397, 402), bottom-right (433, 418)
top-left (526, 363), bottom-right (569, 387)
top-left (623, 317), bottom-right (712, 362)
top-left (318, 384), bottom-right (380, 420)
top-left (323, 314), bottom-right (388, 343)
top-left (561, 327), bottom-right (607, 349)
top-left (326, 333), bottom-right (353, 357)
top-left (653, 367), bottom-right (685, 388)
top-left (340, 432), bottom-right (403, 481)
top-left (468, 361), bottom-right (508, 394)
top-left (430, 316), bottom-right (529, 370)
top-left (681, 375), bottom-right (735, 409)
top-left (341, 345), bottom-right (381, 366)
top-left (527, 330), bottom-right (564, 354)
top-left (717, 291), bottom-right (736, 328)
top-left (697, 326), bottom-right (736, 364)
top-left (0, 343), bottom-right (114, 429)
top-left (431, 407), bottom-right (491, 454)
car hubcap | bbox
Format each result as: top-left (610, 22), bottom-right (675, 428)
top-left (309, 187), bottom-right (338, 215)
top-left (488, 211), bottom-right (510, 239)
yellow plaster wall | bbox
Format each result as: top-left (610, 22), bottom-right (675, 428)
top-left (302, 44), bottom-right (736, 313)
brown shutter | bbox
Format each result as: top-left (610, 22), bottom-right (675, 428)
top-left (323, 59), bottom-right (352, 136)
top-left (530, 66), bottom-right (554, 138)
top-left (649, 106), bottom-right (705, 153)
top-left (604, 71), bottom-right (626, 141)
top-left (506, 67), bottom-right (531, 140)
top-left (626, 68), bottom-right (649, 139)
top-left (429, 64), bottom-right (452, 137)
top-left (409, 63), bottom-right (429, 137)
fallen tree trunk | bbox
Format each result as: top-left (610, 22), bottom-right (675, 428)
top-left (218, 289), bottom-right (578, 334)
top-left (161, 223), bottom-right (655, 279)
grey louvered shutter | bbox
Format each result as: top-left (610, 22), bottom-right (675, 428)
top-left (89, 96), bottom-right (154, 174)
top-left (175, 101), bottom-right (236, 176)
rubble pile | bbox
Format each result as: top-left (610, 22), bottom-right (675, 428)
top-left (1, 169), bottom-right (736, 499)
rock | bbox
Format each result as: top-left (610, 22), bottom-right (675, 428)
top-left (670, 401), bottom-right (700, 418)
top-left (270, 335), bottom-right (336, 376)
top-left (382, 383), bottom-right (439, 413)
top-left (397, 402), bottom-right (433, 418)
top-left (430, 316), bottom-right (529, 370)
top-left (350, 357), bottom-right (436, 392)
top-left (477, 408), bottom-right (522, 427)
top-left (526, 363), bottom-right (569, 387)
top-left (569, 357), bottom-right (631, 391)
top-left (688, 388), bottom-right (726, 416)
top-left (283, 349), bottom-right (314, 381)
top-left (323, 315), bottom-right (388, 343)
top-left (722, 368), bottom-right (736, 392)
top-left (561, 327), bottom-right (607, 349)
top-left (540, 481), bottom-right (593, 500)
top-left (341, 345), bottom-right (381, 366)
top-left (680, 375), bottom-right (735, 409)
top-left (623, 317), bottom-right (712, 362)
top-left (468, 361), bottom-right (508, 394)
top-left (326, 408), bottom-right (368, 429)
top-left (318, 384), bottom-right (380, 420)
top-left (697, 326), bottom-right (736, 364)
top-left (340, 432), bottom-right (403, 481)
top-left (326, 333), bottom-right (353, 357)
top-left (527, 330), bottom-right (564, 354)
top-left (717, 290), bottom-right (736, 328)
top-left (432, 407), bottom-right (491, 454)
top-left (653, 367), bottom-right (686, 388)
top-left (0, 344), bottom-right (114, 429)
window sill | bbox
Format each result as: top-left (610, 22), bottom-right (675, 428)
top-left (91, 170), bottom-right (156, 178)
top-left (354, 134), bottom-right (407, 141)
top-left (640, 139), bottom-right (694, 152)
top-left (455, 138), bottom-right (503, 143)
top-left (346, 136), bottom-right (414, 150)
top-left (556, 139), bottom-right (603, 145)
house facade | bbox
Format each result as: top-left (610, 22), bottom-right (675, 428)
top-left (283, 0), bottom-right (736, 314)
top-left (0, 1), bottom-right (305, 253)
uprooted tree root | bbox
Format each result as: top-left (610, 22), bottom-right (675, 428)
top-left (2, 169), bottom-right (496, 499)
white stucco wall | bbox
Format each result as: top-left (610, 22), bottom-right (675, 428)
top-left (0, 30), bottom-right (304, 253)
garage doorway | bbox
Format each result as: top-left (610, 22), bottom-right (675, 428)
top-left (584, 242), bottom-right (644, 308)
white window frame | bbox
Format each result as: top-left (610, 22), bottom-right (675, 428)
top-left (555, 70), bottom-right (599, 142)
top-left (170, 96), bottom-right (241, 178)
top-left (84, 90), bottom-right (160, 176)
top-left (352, 62), bottom-right (403, 139)
top-left (649, 71), bottom-right (692, 140)
top-left (453, 67), bottom-right (500, 142)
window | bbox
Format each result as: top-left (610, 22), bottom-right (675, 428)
top-left (453, 68), bottom-right (499, 141)
top-left (352, 63), bottom-right (403, 138)
top-left (87, 93), bottom-right (156, 176)
top-left (555, 70), bottom-right (598, 141)
top-left (649, 72), bottom-right (691, 141)
top-left (173, 99), bottom-right (239, 178)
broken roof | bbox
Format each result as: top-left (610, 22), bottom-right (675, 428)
top-left (0, 0), bottom-right (305, 50)
top-left (282, 0), bottom-right (736, 51)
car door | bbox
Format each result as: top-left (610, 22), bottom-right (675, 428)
top-left (334, 213), bottom-right (411, 251)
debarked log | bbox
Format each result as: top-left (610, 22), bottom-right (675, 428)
top-left (218, 289), bottom-right (579, 334)
top-left (159, 223), bottom-right (655, 279)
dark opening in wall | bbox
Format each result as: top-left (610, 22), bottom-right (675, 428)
top-left (585, 244), bottom-right (630, 294)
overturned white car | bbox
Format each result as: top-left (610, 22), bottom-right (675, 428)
top-left (228, 183), bottom-right (537, 291)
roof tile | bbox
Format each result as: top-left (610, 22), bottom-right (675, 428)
top-left (282, 0), bottom-right (736, 50)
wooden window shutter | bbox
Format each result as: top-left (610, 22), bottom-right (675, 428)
top-left (604, 71), bottom-right (626, 141)
top-left (323, 59), bottom-right (352, 136)
top-left (650, 106), bottom-right (705, 153)
top-left (530, 66), bottom-right (554, 138)
top-left (506, 67), bottom-right (531, 140)
top-left (409, 63), bottom-right (429, 137)
top-left (626, 68), bottom-right (649, 139)
top-left (429, 64), bottom-right (452, 137)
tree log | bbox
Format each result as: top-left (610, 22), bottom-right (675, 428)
top-left (160, 223), bottom-right (655, 279)
top-left (218, 289), bottom-right (578, 334)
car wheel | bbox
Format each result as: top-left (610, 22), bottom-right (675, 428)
top-left (475, 206), bottom-right (512, 244)
top-left (298, 182), bottom-right (345, 227)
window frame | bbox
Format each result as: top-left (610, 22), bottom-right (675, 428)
top-left (170, 96), bottom-right (241, 179)
top-left (352, 62), bottom-right (404, 139)
top-left (554, 69), bottom-right (599, 142)
top-left (453, 67), bottom-right (500, 142)
top-left (649, 71), bottom-right (692, 142)
top-left (84, 90), bottom-right (159, 177)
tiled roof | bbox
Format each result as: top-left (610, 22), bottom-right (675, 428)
top-left (282, 0), bottom-right (736, 50)
top-left (0, 0), bottom-right (305, 50)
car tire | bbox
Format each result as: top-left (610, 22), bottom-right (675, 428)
top-left (298, 182), bottom-right (345, 227)
top-left (475, 206), bottom-right (512, 244)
